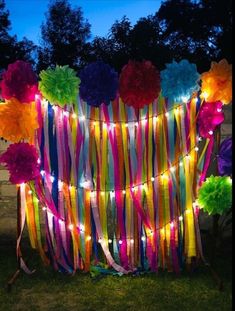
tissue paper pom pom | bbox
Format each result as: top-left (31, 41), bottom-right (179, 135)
top-left (201, 59), bottom-right (232, 105)
top-left (79, 61), bottom-right (118, 107)
top-left (218, 137), bottom-right (232, 176)
top-left (39, 65), bottom-right (80, 107)
top-left (160, 59), bottom-right (199, 102)
top-left (0, 98), bottom-right (39, 142)
top-left (0, 60), bottom-right (38, 103)
top-left (198, 175), bottom-right (232, 215)
top-left (197, 101), bottom-right (224, 139)
top-left (0, 142), bottom-right (40, 184)
top-left (119, 60), bottom-right (160, 109)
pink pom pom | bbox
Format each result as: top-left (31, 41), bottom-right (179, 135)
top-left (0, 142), bottom-right (40, 184)
top-left (0, 60), bottom-right (38, 103)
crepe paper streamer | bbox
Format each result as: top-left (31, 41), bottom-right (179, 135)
top-left (39, 65), bottom-right (80, 107)
top-left (200, 59), bottom-right (232, 105)
top-left (119, 60), bottom-right (160, 109)
top-left (0, 142), bottom-right (40, 184)
top-left (198, 175), bottom-right (232, 215)
top-left (160, 59), bottom-right (200, 103)
top-left (218, 137), bottom-right (232, 176)
top-left (79, 61), bottom-right (118, 107)
top-left (0, 60), bottom-right (38, 103)
top-left (0, 98), bottom-right (39, 143)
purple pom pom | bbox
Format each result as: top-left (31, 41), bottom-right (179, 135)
top-left (0, 142), bottom-right (40, 184)
top-left (79, 61), bottom-right (118, 107)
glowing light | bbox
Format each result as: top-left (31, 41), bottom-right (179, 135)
top-left (50, 175), bottom-right (55, 183)
top-left (35, 94), bottom-right (40, 100)
top-left (42, 206), bottom-right (47, 211)
top-left (202, 92), bottom-right (209, 100)
top-left (165, 112), bottom-right (169, 117)
top-left (182, 96), bottom-right (189, 103)
top-left (179, 161), bottom-right (183, 167)
top-left (80, 224), bottom-right (85, 232)
top-left (63, 111), bottom-right (69, 117)
top-left (122, 190), bottom-right (126, 194)
top-left (86, 235), bottom-right (91, 241)
top-left (135, 122), bottom-right (138, 127)
top-left (72, 113), bottom-right (77, 119)
top-left (227, 177), bottom-right (232, 184)
top-left (101, 191), bottom-right (105, 196)
top-left (98, 238), bottom-right (102, 243)
top-left (28, 190), bottom-right (32, 195)
top-left (141, 236), bottom-right (146, 242)
top-left (58, 180), bottom-right (63, 190)
top-left (81, 180), bottom-right (89, 189)
top-left (130, 239), bottom-right (134, 244)
top-left (40, 170), bottom-right (45, 176)
top-left (141, 183), bottom-right (145, 191)
top-left (151, 177), bottom-right (155, 182)
top-left (80, 115), bottom-right (85, 121)
top-left (125, 123), bottom-right (128, 128)
top-left (208, 130), bottom-right (213, 135)
top-left (93, 121), bottom-right (97, 126)
top-left (185, 209), bottom-right (191, 214)
top-left (58, 219), bottom-right (63, 225)
top-left (37, 158), bottom-right (41, 164)
top-left (108, 239), bottom-right (112, 244)
top-left (153, 116), bottom-right (158, 123)
top-left (179, 215), bottom-right (183, 221)
top-left (69, 185), bottom-right (73, 191)
top-left (110, 191), bottom-right (115, 199)
top-left (113, 123), bottom-right (116, 128)
top-left (142, 119), bottom-right (147, 126)
top-left (170, 166), bottom-right (175, 172)
top-left (198, 137), bottom-right (202, 141)
top-left (103, 123), bottom-right (107, 130)
top-left (195, 146), bottom-right (199, 152)
top-left (170, 222), bottom-right (174, 228)
top-left (119, 240), bottom-right (123, 244)
top-left (68, 224), bottom-right (74, 231)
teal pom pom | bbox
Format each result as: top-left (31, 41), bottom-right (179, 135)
top-left (39, 65), bottom-right (80, 107)
top-left (198, 175), bottom-right (232, 215)
top-left (160, 59), bottom-right (200, 103)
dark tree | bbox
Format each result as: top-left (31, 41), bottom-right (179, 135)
top-left (0, 0), bottom-right (36, 72)
top-left (37, 0), bottom-right (91, 72)
top-left (156, 0), bottom-right (232, 72)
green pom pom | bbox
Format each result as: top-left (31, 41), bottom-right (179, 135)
top-left (39, 65), bottom-right (80, 107)
top-left (198, 175), bottom-right (232, 215)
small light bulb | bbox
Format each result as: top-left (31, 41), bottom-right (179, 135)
top-left (119, 240), bottom-right (123, 245)
top-left (42, 206), bottom-right (47, 211)
top-left (37, 158), bottom-right (41, 164)
top-left (80, 224), bottom-right (85, 232)
top-left (125, 123), bottom-right (128, 128)
top-left (142, 119), bottom-right (147, 125)
top-left (68, 224), bottom-right (74, 231)
top-left (170, 222), bottom-right (174, 228)
top-left (86, 235), bottom-right (91, 241)
top-left (151, 177), bottom-right (155, 182)
top-left (208, 130), bottom-right (213, 135)
top-left (227, 177), bottom-right (232, 184)
top-left (80, 115), bottom-right (85, 121)
top-left (108, 239), bottom-right (112, 244)
top-left (217, 108), bottom-right (222, 112)
top-left (101, 191), bottom-right (105, 196)
top-left (195, 146), bottom-right (199, 152)
top-left (141, 236), bottom-right (146, 242)
top-left (198, 136), bottom-right (202, 141)
top-left (130, 239), bottom-right (134, 244)
top-left (58, 180), bottom-right (63, 190)
top-left (170, 166), bottom-right (175, 172)
top-left (122, 190), bottom-right (126, 194)
top-left (40, 170), bottom-right (45, 176)
top-left (165, 112), bottom-right (169, 117)
top-left (135, 122), bottom-right (138, 127)
top-left (58, 219), bottom-right (63, 224)
top-left (179, 215), bottom-right (183, 221)
top-left (28, 190), bottom-right (32, 195)
top-left (69, 185), bottom-right (73, 191)
top-left (179, 161), bottom-right (183, 167)
top-left (63, 111), bottom-right (69, 117)
top-left (98, 238), bottom-right (102, 243)
top-left (93, 121), bottom-right (97, 126)
top-left (50, 175), bottom-right (55, 183)
top-left (182, 96), bottom-right (189, 103)
top-left (153, 116), bottom-right (158, 123)
top-left (113, 123), bottom-right (116, 128)
top-left (72, 113), bottom-right (77, 119)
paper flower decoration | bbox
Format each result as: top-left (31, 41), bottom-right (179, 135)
top-left (200, 59), bottom-right (232, 105)
top-left (0, 60), bottom-right (38, 103)
top-left (79, 61), bottom-right (118, 107)
top-left (198, 175), bottom-right (232, 215)
top-left (160, 59), bottom-right (200, 103)
top-left (197, 101), bottom-right (224, 139)
top-left (218, 137), bottom-right (232, 176)
top-left (0, 142), bottom-right (40, 184)
top-left (0, 98), bottom-right (39, 142)
top-left (39, 65), bottom-right (80, 107)
top-left (119, 60), bottom-right (160, 109)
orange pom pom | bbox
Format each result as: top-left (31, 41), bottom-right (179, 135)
top-left (200, 59), bottom-right (232, 105)
top-left (0, 98), bottom-right (39, 142)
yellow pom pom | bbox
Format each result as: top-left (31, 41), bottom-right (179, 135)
top-left (200, 59), bottom-right (232, 105)
top-left (0, 98), bottom-right (39, 142)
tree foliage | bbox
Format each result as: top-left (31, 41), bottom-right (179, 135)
top-left (37, 0), bottom-right (91, 72)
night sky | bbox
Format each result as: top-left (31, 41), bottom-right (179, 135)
top-left (5, 0), bottom-right (161, 44)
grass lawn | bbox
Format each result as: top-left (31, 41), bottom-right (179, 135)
top-left (0, 232), bottom-right (232, 311)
